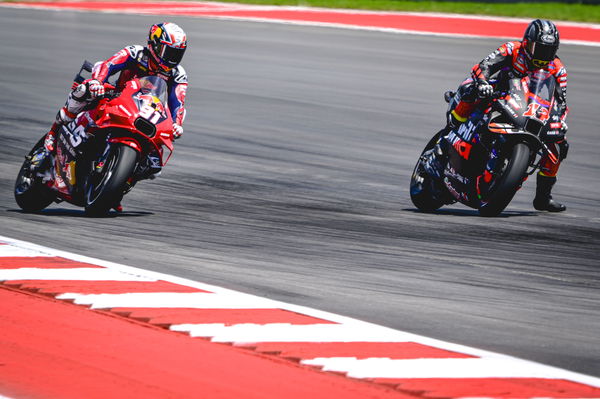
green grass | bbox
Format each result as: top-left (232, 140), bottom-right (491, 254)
top-left (207, 0), bottom-right (600, 23)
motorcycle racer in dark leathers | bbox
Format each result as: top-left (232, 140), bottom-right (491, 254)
top-left (441, 19), bottom-right (569, 212)
top-left (42, 22), bottom-right (188, 211)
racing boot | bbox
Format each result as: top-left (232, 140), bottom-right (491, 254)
top-left (533, 174), bottom-right (566, 212)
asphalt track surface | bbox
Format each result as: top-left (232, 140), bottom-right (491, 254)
top-left (1, 8), bottom-right (599, 378)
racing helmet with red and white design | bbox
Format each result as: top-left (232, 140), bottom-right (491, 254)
top-left (147, 22), bottom-right (187, 72)
top-left (522, 19), bottom-right (559, 69)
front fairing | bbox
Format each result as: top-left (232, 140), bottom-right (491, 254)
top-left (488, 72), bottom-right (557, 136)
top-left (92, 76), bottom-right (174, 164)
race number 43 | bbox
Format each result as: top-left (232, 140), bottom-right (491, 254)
top-left (524, 103), bottom-right (549, 122)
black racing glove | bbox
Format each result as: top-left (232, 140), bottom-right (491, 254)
top-left (477, 80), bottom-right (493, 98)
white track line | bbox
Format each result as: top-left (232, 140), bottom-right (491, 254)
top-left (57, 291), bottom-right (279, 309)
top-left (0, 245), bottom-right (54, 257)
top-left (302, 357), bottom-right (573, 379)
top-left (0, 268), bottom-right (155, 281)
top-left (171, 322), bottom-right (416, 342)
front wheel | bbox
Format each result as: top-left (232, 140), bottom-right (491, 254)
top-left (410, 130), bottom-right (448, 212)
top-left (14, 136), bottom-right (56, 212)
top-left (84, 143), bottom-right (138, 217)
top-left (479, 142), bottom-right (531, 217)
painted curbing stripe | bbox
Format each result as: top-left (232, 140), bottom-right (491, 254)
top-left (236, 341), bottom-right (474, 359)
top-left (170, 322), bottom-right (416, 342)
top-left (0, 268), bottom-right (155, 282)
top-left (56, 291), bottom-right (282, 309)
top-left (302, 357), bottom-right (576, 379)
top-left (4, 280), bottom-right (208, 294)
top-left (1, 286), bottom-right (412, 399)
top-left (109, 307), bottom-right (336, 325)
top-left (2, 235), bottom-right (600, 391)
top-left (0, 257), bottom-right (104, 269)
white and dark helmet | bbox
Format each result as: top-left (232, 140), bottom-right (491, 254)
top-left (148, 22), bottom-right (187, 72)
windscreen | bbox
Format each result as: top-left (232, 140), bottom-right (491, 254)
top-left (133, 76), bottom-right (170, 125)
top-left (527, 70), bottom-right (555, 111)
top-left (138, 76), bottom-right (168, 105)
top-left (523, 70), bottom-right (557, 134)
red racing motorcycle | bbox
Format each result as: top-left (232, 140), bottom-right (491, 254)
top-left (15, 62), bottom-right (175, 216)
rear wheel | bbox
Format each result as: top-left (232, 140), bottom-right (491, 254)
top-left (479, 142), bottom-right (531, 217)
top-left (84, 144), bottom-right (138, 217)
top-left (410, 130), bottom-right (448, 212)
top-left (14, 137), bottom-right (56, 212)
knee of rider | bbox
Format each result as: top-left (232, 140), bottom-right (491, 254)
top-left (539, 154), bottom-right (560, 177)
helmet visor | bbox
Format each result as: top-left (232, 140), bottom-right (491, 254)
top-left (159, 45), bottom-right (186, 69)
top-left (530, 42), bottom-right (557, 68)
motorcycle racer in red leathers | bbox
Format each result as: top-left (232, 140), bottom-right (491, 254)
top-left (444, 19), bottom-right (568, 212)
top-left (43, 22), bottom-right (188, 202)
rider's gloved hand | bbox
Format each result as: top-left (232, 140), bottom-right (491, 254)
top-left (173, 123), bottom-right (183, 140)
top-left (86, 79), bottom-right (105, 99)
top-left (477, 80), bottom-right (493, 98)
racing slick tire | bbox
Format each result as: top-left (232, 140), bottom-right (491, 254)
top-left (479, 142), bottom-right (530, 217)
top-left (84, 143), bottom-right (138, 217)
top-left (410, 130), bottom-right (449, 212)
top-left (14, 136), bottom-right (56, 212)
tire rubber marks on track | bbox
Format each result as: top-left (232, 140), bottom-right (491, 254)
top-left (1, 237), bottom-right (600, 399)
